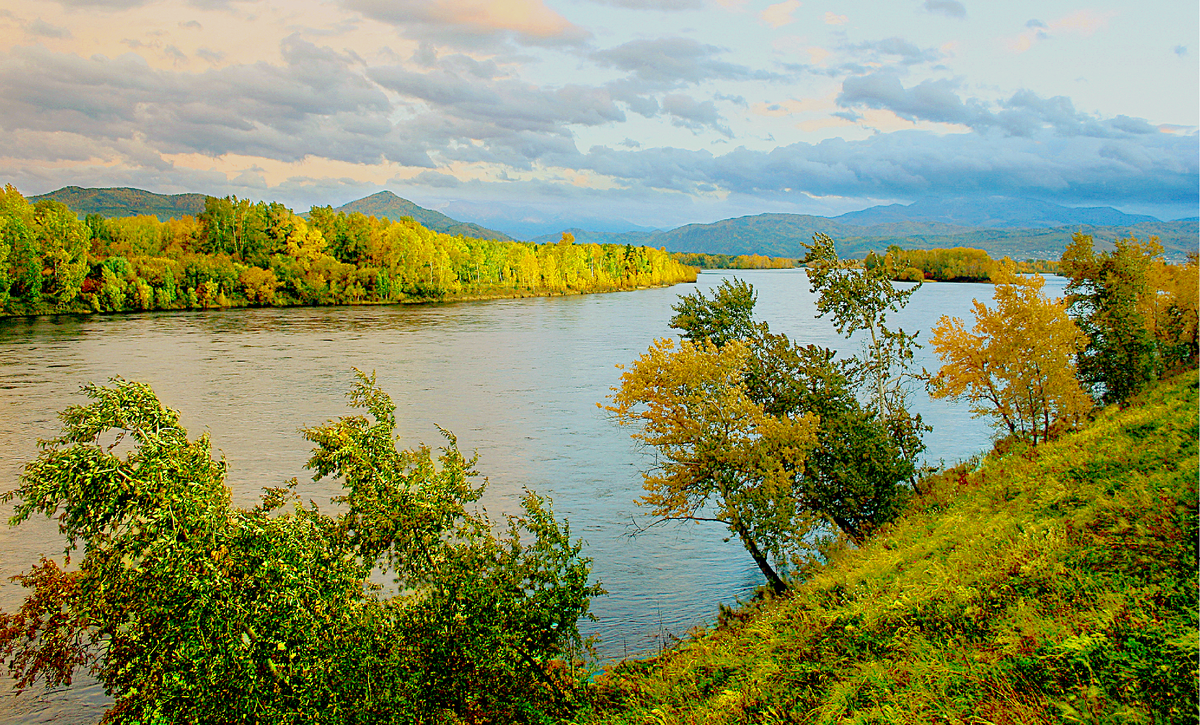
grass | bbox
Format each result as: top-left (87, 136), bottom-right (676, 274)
top-left (577, 371), bottom-right (1198, 724)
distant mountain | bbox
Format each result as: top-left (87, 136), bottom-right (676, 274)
top-left (331, 191), bottom-right (513, 242)
top-left (835, 196), bottom-right (1159, 229)
top-left (548, 213), bottom-right (1195, 262)
top-left (435, 201), bottom-right (656, 240)
top-left (646, 213), bottom-right (975, 258)
top-left (30, 186), bottom-right (207, 221)
top-left (529, 228), bottom-right (658, 245)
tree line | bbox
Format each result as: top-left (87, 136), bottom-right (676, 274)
top-left (0, 185), bottom-right (696, 317)
top-left (864, 245), bottom-right (1059, 282)
top-left (670, 252), bottom-right (796, 270)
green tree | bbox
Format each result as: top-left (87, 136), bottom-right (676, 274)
top-left (669, 277), bottom-right (758, 348)
top-left (0, 373), bottom-right (600, 723)
top-left (1060, 233), bottom-right (1173, 405)
top-left (803, 232), bottom-right (926, 463)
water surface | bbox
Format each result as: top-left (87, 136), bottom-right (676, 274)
top-left (0, 270), bottom-right (1066, 722)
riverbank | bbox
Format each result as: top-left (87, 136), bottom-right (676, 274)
top-left (579, 370), bottom-right (1198, 724)
top-left (0, 277), bottom-right (697, 320)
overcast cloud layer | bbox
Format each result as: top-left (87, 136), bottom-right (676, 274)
top-left (0, 0), bottom-right (1195, 231)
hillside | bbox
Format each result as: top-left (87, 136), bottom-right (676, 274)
top-left (29, 186), bottom-right (207, 221)
top-left (582, 371), bottom-right (1198, 724)
top-left (645, 214), bottom-right (1197, 262)
top-left (835, 196), bottom-right (1160, 228)
top-left (330, 190), bottom-right (514, 241)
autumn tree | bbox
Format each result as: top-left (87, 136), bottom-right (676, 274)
top-left (610, 278), bottom-right (917, 592)
top-left (928, 264), bottom-right (1092, 445)
top-left (607, 336), bottom-right (819, 593)
top-left (0, 373), bottom-right (600, 723)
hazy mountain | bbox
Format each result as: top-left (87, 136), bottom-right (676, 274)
top-left (330, 191), bottom-right (514, 241)
top-left (528, 228), bottom-right (658, 245)
top-left (835, 196), bottom-right (1159, 229)
top-left (436, 201), bottom-right (656, 240)
top-left (30, 186), bottom-right (207, 221)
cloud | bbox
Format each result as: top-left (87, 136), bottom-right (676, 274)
top-left (28, 18), bottom-right (73, 39)
top-left (593, 36), bottom-right (780, 87)
top-left (839, 72), bottom-right (978, 126)
top-left (923, 0), bottom-right (964, 19)
top-left (1173, 45), bottom-right (1188, 57)
top-left (760, 0), bottom-right (801, 29)
top-left (836, 70), bottom-right (1169, 141)
top-left (411, 169), bottom-right (462, 187)
top-left (843, 37), bottom-right (944, 67)
top-left (0, 37), bottom-right (420, 167)
top-left (343, 0), bottom-right (589, 47)
top-left (661, 93), bottom-right (730, 135)
top-left (581, 0), bottom-right (704, 8)
top-left (1008, 10), bottom-right (1115, 53)
top-left (823, 11), bottom-right (847, 24)
top-left (572, 126), bottom-right (1197, 210)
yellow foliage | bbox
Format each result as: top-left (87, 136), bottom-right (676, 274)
top-left (929, 263), bottom-right (1092, 445)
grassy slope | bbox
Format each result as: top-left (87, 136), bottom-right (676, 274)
top-left (581, 372), bottom-right (1198, 724)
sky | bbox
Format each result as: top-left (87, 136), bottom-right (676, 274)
top-left (1, 0), bottom-right (1196, 235)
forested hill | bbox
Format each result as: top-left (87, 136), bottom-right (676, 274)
top-left (560, 214), bottom-right (1198, 262)
top-left (328, 191), bottom-right (515, 242)
top-left (30, 186), bottom-right (207, 221)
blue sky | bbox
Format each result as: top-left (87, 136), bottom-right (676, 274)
top-left (0, 0), bottom-right (1196, 233)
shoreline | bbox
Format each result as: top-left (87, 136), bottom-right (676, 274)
top-left (0, 279), bottom-right (694, 322)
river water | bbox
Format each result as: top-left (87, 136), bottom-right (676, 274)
top-left (0, 269), bottom-right (1067, 722)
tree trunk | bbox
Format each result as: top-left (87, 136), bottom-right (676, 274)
top-left (735, 526), bottom-right (786, 594)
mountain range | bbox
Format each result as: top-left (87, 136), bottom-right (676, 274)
top-left (28, 185), bottom-right (1198, 261)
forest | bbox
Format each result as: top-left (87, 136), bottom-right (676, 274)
top-left (0, 185), bottom-right (696, 318)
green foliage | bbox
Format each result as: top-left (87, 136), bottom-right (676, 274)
top-left (1060, 233), bottom-right (1198, 406)
top-left (803, 232), bottom-right (926, 465)
top-left (671, 252), bottom-right (796, 270)
top-left (0, 373), bottom-right (601, 724)
top-left (669, 278), bottom-right (759, 348)
top-left (863, 245), bottom-right (1060, 283)
top-left (583, 371), bottom-right (1199, 725)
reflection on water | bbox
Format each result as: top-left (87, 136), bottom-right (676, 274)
top-left (0, 270), bottom-right (1065, 723)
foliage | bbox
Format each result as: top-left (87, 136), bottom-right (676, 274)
top-left (1060, 233), bottom-right (1198, 405)
top-left (606, 337), bottom-right (820, 593)
top-left (671, 252), bottom-right (796, 270)
top-left (610, 276), bottom-right (918, 592)
top-left (928, 263), bottom-right (1093, 445)
top-left (0, 185), bottom-right (697, 317)
top-left (803, 232), bottom-right (926, 464)
top-left (0, 373), bottom-right (601, 724)
top-left (668, 277), bottom-right (759, 348)
top-left (582, 370), bottom-right (1199, 725)
top-left (864, 245), bottom-right (1059, 282)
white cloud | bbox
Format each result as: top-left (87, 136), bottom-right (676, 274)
top-left (760, 0), bottom-right (800, 29)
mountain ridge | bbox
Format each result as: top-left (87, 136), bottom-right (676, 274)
top-left (22, 186), bottom-right (1197, 261)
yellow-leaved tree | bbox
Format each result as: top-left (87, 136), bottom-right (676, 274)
top-left (606, 336), bottom-right (819, 593)
top-left (928, 263), bottom-right (1092, 445)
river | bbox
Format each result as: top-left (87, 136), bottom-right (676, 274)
top-left (0, 269), bottom-right (1068, 722)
